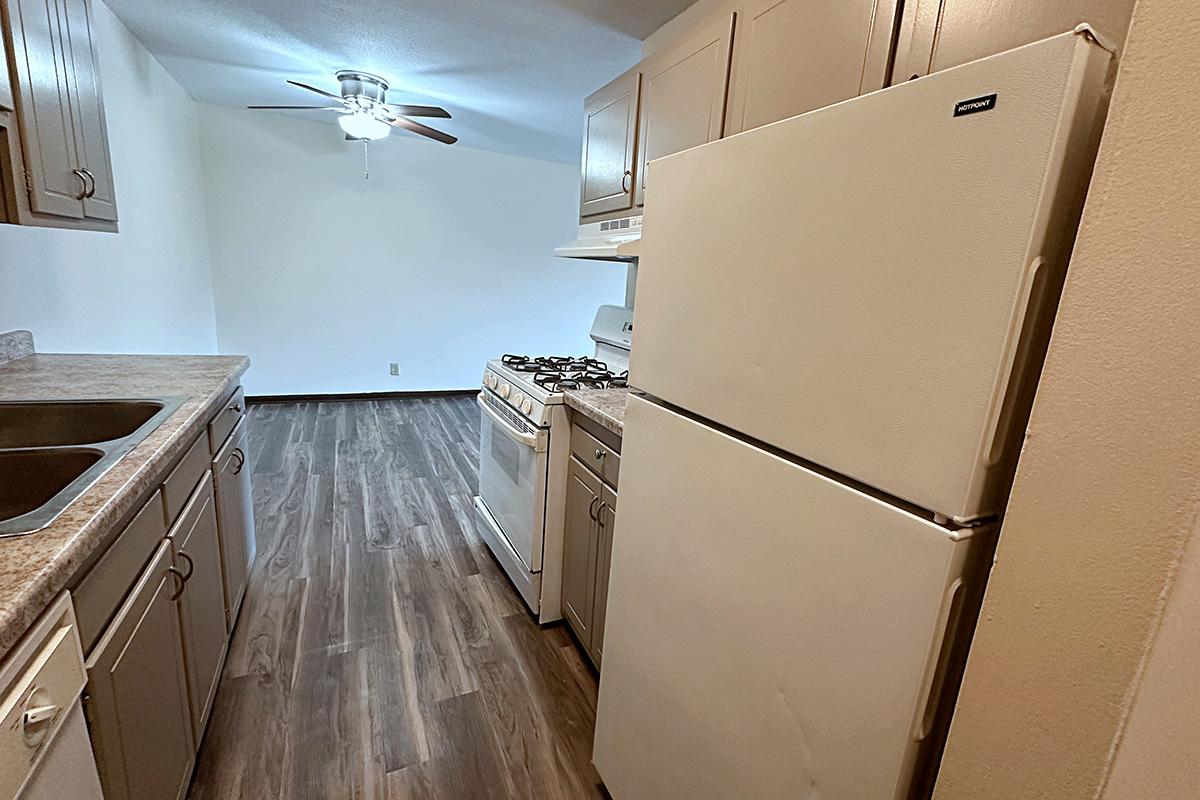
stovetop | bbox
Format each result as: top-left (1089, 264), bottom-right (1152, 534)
top-left (499, 354), bottom-right (629, 392)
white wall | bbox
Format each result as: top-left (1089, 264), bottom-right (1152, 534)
top-left (199, 105), bottom-right (625, 396)
top-left (0, 1), bottom-right (217, 354)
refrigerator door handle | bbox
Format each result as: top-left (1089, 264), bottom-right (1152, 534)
top-left (981, 256), bottom-right (1049, 467)
top-left (913, 577), bottom-right (966, 741)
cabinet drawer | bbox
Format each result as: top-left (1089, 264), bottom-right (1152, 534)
top-left (73, 491), bottom-right (166, 655)
top-left (571, 424), bottom-right (620, 487)
top-left (207, 386), bottom-right (245, 455)
top-left (0, 593), bottom-right (86, 800)
top-left (160, 434), bottom-right (209, 527)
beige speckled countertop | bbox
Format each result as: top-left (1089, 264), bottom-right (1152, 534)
top-left (564, 388), bottom-right (629, 436)
top-left (0, 353), bottom-right (248, 659)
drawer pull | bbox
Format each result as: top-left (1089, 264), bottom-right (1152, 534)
top-left (168, 566), bottom-right (187, 600)
top-left (23, 703), bottom-right (58, 728)
top-left (594, 448), bottom-right (606, 460)
top-left (22, 690), bottom-right (59, 748)
top-left (177, 550), bottom-right (195, 581)
top-left (229, 403), bottom-right (243, 413)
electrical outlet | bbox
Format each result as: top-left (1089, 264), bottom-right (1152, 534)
top-left (389, 363), bottom-right (400, 376)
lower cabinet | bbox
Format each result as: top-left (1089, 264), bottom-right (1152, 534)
top-left (561, 426), bottom-right (620, 670)
top-left (84, 540), bottom-right (194, 800)
top-left (562, 457), bottom-right (603, 651)
top-left (591, 484), bottom-right (617, 667)
top-left (70, 387), bottom-right (254, 800)
top-left (171, 478), bottom-right (227, 741)
top-left (212, 417), bottom-right (255, 630)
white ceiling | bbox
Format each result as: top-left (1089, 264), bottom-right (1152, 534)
top-left (103, 0), bottom-right (695, 163)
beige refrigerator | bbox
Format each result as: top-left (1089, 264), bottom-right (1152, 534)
top-left (594, 27), bottom-right (1115, 800)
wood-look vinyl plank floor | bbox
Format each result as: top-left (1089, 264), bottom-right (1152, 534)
top-left (187, 398), bottom-right (606, 800)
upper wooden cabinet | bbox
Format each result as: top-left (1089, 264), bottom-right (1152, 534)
top-left (892, 0), bottom-right (1135, 82)
top-left (0, 0), bottom-right (118, 229)
top-left (635, 12), bottom-right (733, 207)
top-left (725, 0), bottom-right (898, 136)
top-left (579, 70), bottom-right (640, 218)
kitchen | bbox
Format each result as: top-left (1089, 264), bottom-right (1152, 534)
top-left (0, 0), bottom-right (1197, 798)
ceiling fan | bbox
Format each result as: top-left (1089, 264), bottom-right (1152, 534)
top-left (249, 71), bottom-right (457, 145)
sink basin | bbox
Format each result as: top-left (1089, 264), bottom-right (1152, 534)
top-left (0, 397), bottom-right (184, 537)
top-left (0, 400), bottom-right (166, 448)
top-left (0, 448), bottom-right (104, 521)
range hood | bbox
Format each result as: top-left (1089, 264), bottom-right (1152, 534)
top-left (555, 215), bottom-right (642, 261)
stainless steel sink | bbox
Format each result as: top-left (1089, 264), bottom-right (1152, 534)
top-left (0, 398), bottom-right (184, 537)
top-left (0, 400), bottom-right (167, 448)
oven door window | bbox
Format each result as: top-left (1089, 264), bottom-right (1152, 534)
top-left (478, 399), bottom-right (549, 572)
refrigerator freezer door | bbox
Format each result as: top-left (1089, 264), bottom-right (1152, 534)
top-left (593, 396), bottom-right (981, 800)
top-left (629, 30), bottom-right (1112, 521)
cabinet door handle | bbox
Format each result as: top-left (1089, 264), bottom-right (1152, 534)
top-left (72, 169), bottom-right (89, 200)
top-left (621, 170), bottom-right (632, 193)
top-left (598, 502), bottom-right (612, 529)
top-left (231, 447), bottom-right (246, 474)
top-left (588, 496), bottom-right (601, 522)
top-left (168, 566), bottom-right (187, 600)
top-left (81, 168), bottom-right (96, 198)
top-left (177, 550), bottom-right (195, 582)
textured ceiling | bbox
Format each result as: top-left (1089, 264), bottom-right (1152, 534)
top-left (103, 0), bottom-right (695, 163)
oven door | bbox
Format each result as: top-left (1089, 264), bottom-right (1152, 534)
top-left (477, 392), bottom-right (549, 572)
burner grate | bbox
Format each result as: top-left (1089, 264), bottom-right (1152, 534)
top-left (503, 354), bottom-right (628, 392)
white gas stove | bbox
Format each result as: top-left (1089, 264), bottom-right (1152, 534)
top-left (474, 305), bottom-right (632, 621)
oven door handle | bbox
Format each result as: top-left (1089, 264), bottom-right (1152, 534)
top-left (478, 394), bottom-right (545, 451)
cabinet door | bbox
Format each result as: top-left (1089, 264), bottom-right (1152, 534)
top-left (5, 0), bottom-right (86, 218)
top-left (171, 478), bottom-right (226, 742)
top-left (725, 0), bottom-right (898, 136)
top-left (561, 456), bottom-right (602, 650)
top-left (635, 13), bottom-right (733, 207)
top-left (85, 540), bottom-right (194, 800)
top-left (579, 70), bottom-right (640, 218)
top-left (213, 418), bottom-right (255, 630)
top-left (60, 0), bottom-right (116, 221)
top-left (590, 484), bottom-right (618, 669)
top-left (892, 0), bottom-right (1135, 83)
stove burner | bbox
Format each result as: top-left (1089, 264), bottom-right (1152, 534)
top-left (503, 354), bottom-right (627, 392)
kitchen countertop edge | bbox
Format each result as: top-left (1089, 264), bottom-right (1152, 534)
top-left (564, 388), bottom-right (628, 436)
top-left (0, 354), bottom-right (249, 661)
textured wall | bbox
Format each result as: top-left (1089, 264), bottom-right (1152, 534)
top-left (934, 0), bottom-right (1200, 797)
top-left (0, 1), bottom-right (218, 355)
top-left (199, 105), bottom-right (626, 396)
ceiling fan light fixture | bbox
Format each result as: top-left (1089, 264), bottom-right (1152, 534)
top-left (338, 111), bottom-right (390, 141)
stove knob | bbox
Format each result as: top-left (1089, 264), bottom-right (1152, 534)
top-left (498, 383), bottom-right (511, 399)
top-left (483, 374), bottom-right (494, 389)
top-left (522, 398), bottom-right (534, 415)
top-left (512, 392), bottom-right (525, 408)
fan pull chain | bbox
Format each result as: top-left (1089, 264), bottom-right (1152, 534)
top-left (363, 139), bottom-right (370, 180)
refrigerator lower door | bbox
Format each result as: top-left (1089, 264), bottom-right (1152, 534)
top-left (594, 396), bottom-right (983, 800)
top-left (628, 29), bottom-right (1113, 522)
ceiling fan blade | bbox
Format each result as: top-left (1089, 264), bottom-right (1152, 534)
top-left (287, 80), bottom-right (343, 102)
top-left (384, 104), bottom-right (451, 119)
top-left (387, 116), bottom-right (458, 145)
top-left (247, 105), bottom-right (341, 110)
